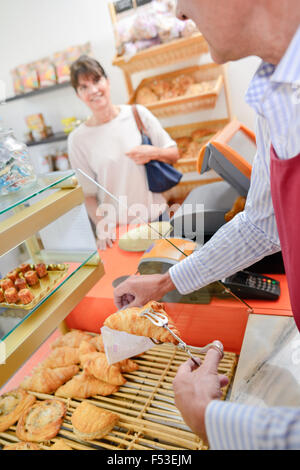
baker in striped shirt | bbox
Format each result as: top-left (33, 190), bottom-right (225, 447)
top-left (114, 0), bottom-right (300, 449)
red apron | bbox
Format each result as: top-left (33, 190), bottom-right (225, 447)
top-left (270, 145), bottom-right (300, 331)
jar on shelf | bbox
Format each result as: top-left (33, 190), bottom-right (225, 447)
top-left (0, 127), bottom-right (36, 195)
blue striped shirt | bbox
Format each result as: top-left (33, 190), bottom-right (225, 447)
top-left (170, 26), bottom-right (300, 449)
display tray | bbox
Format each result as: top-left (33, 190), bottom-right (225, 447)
top-left (112, 34), bottom-right (209, 74)
top-left (0, 264), bottom-right (68, 311)
top-left (165, 118), bottom-right (230, 174)
top-left (129, 64), bottom-right (224, 118)
top-left (0, 344), bottom-right (237, 451)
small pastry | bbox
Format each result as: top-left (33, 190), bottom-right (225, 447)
top-left (0, 389), bottom-right (36, 432)
top-left (79, 340), bottom-right (97, 359)
top-left (0, 289), bottom-right (4, 302)
top-left (83, 352), bottom-right (126, 385)
top-left (35, 263), bottom-right (48, 278)
top-left (18, 288), bottom-right (34, 305)
top-left (16, 399), bottom-right (66, 442)
top-left (20, 365), bottom-right (79, 394)
top-left (3, 441), bottom-right (41, 450)
top-left (4, 287), bottom-right (19, 304)
top-left (18, 263), bottom-right (31, 274)
top-left (15, 277), bottom-right (27, 291)
top-left (39, 347), bottom-right (80, 369)
top-left (1, 278), bottom-right (13, 291)
top-left (55, 371), bottom-right (119, 399)
top-left (71, 401), bottom-right (119, 441)
top-left (51, 439), bottom-right (72, 450)
top-left (24, 270), bottom-right (39, 286)
top-left (7, 270), bottom-right (19, 283)
top-left (104, 301), bottom-right (180, 344)
top-left (51, 330), bottom-right (91, 349)
top-left (136, 86), bottom-right (159, 105)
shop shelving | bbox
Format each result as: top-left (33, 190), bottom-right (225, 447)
top-left (0, 170), bottom-right (104, 388)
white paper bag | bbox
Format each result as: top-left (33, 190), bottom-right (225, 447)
top-left (101, 326), bottom-right (154, 364)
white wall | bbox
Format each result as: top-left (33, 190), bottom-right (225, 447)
top-left (0, 0), bottom-right (260, 171)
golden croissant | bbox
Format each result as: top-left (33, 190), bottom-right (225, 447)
top-left (55, 371), bottom-right (119, 398)
top-left (38, 347), bottom-right (80, 369)
top-left (118, 358), bottom-right (139, 373)
top-left (16, 399), bottom-right (66, 442)
top-left (88, 334), bottom-right (105, 352)
top-left (71, 401), bottom-right (119, 442)
top-left (51, 330), bottom-right (91, 349)
top-left (104, 301), bottom-right (180, 344)
top-left (83, 353), bottom-right (126, 385)
top-left (0, 389), bottom-right (36, 432)
top-left (20, 365), bottom-right (79, 394)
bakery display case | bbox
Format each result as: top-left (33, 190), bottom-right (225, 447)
top-left (0, 170), bottom-right (104, 388)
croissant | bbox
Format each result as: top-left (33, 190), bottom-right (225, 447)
top-left (51, 330), bottom-right (91, 349)
top-left (16, 399), bottom-right (66, 442)
top-left (88, 334), bottom-right (105, 353)
top-left (20, 365), bottom-right (79, 394)
top-left (38, 347), bottom-right (80, 369)
top-left (0, 389), bottom-right (36, 432)
top-left (71, 401), bottom-right (119, 442)
top-left (104, 301), bottom-right (180, 344)
top-left (79, 340), bottom-right (97, 358)
top-left (55, 371), bottom-right (119, 398)
top-left (83, 353), bottom-right (126, 385)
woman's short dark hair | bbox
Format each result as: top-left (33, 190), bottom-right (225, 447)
top-left (70, 55), bottom-right (107, 91)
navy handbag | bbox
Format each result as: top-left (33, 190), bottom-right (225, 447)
top-left (132, 105), bottom-right (182, 193)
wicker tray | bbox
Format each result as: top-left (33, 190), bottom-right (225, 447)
top-left (113, 34), bottom-right (209, 74)
top-left (165, 118), bottom-right (230, 173)
top-left (129, 64), bottom-right (224, 118)
top-left (0, 264), bottom-right (68, 311)
top-left (0, 344), bottom-right (237, 451)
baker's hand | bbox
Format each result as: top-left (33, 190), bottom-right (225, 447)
top-left (173, 349), bottom-right (229, 444)
top-left (113, 272), bottom-right (175, 309)
top-left (126, 145), bottom-right (158, 165)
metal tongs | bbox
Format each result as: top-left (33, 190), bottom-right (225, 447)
top-left (139, 307), bottom-right (224, 366)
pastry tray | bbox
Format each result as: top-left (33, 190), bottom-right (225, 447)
top-left (0, 264), bottom-right (69, 311)
top-left (0, 344), bottom-right (237, 450)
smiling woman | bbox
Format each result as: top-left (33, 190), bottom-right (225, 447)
top-left (68, 55), bottom-right (179, 251)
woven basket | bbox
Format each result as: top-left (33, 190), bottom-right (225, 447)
top-left (165, 118), bottom-right (229, 173)
top-left (129, 63), bottom-right (224, 118)
top-left (113, 34), bottom-right (209, 74)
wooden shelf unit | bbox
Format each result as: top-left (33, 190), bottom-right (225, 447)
top-left (0, 184), bottom-right (105, 389)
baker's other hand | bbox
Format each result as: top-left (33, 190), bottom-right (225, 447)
top-left (173, 349), bottom-right (229, 444)
top-left (113, 272), bottom-right (176, 309)
top-left (126, 145), bottom-right (158, 165)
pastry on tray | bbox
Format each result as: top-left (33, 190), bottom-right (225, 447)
top-left (51, 439), bottom-right (72, 450)
top-left (20, 365), bottom-right (79, 394)
top-left (3, 441), bottom-right (42, 450)
top-left (136, 85), bottom-right (159, 105)
top-left (118, 358), bottom-right (139, 373)
top-left (0, 389), bottom-right (36, 432)
top-left (71, 401), bottom-right (119, 442)
top-left (83, 352), bottom-right (127, 385)
top-left (38, 347), bottom-right (80, 369)
top-left (104, 301), bottom-right (180, 344)
top-left (16, 399), bottom-right (66, 442)
top-left (87, 334), bottom-right (105, 353)
top-left (55, 371), bottom-right (119, 399)
top-left (51, 330), bottom-right (91, 349)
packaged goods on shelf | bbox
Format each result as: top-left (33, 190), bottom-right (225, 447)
top-left (10, 69), bottom-right (24, 95)
top-left (18, 64), bottom-right (40, 92)
top-left (35, 58), bottom-right (57, 87)
top-left (110, 0), bottom-right (199, 57)
top-left (25, 113), bottom-right (53, 141)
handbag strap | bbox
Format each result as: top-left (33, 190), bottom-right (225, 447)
top-left (132, 104), bottom-right (148, 136)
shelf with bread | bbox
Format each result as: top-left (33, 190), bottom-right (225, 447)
top-left (0, 170), bottom-right (104, 388)
top-left (130, 63), bottom-right (224, 118)
top-left (113, 33), bottom-right (209, 96)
